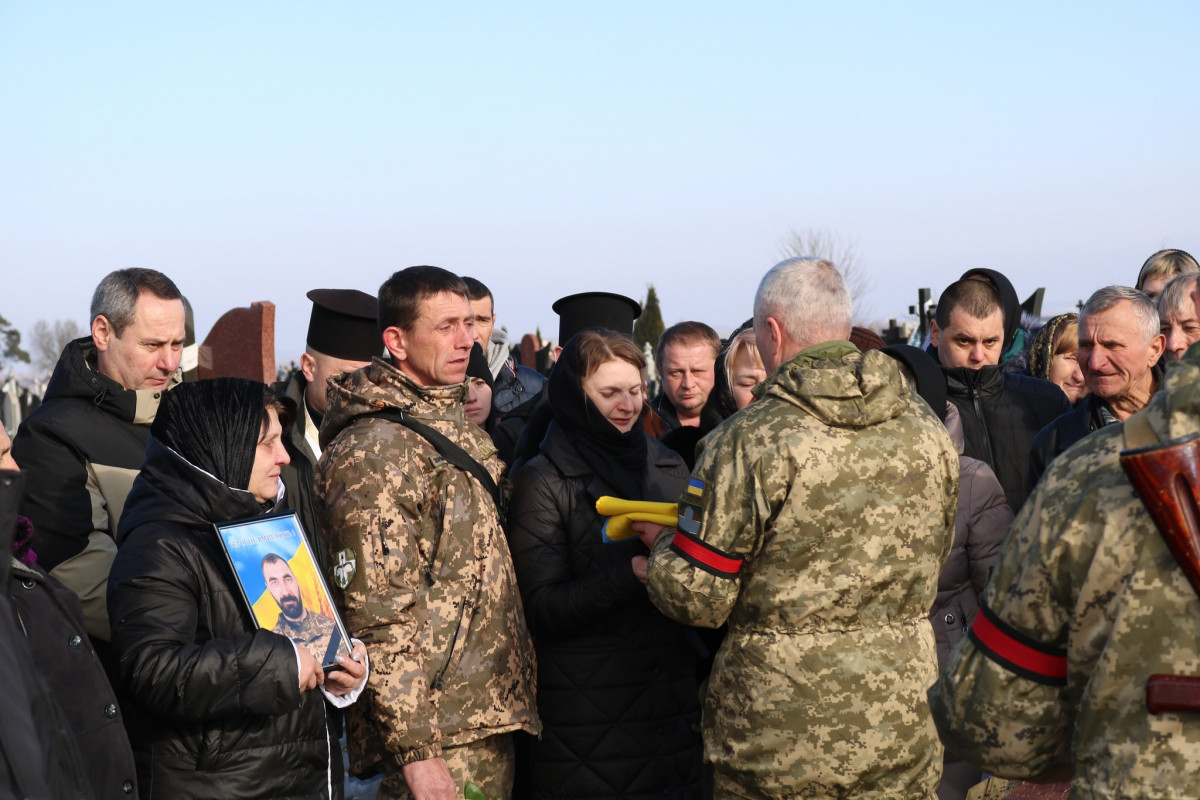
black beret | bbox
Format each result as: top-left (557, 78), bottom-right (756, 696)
top-left (305, 289), bottom-right (381, 362)
top-left (551, 291), bottom-right (642, 345)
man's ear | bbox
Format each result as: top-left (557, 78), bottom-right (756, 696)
top-left (92, 315), bottom-right (114, 353)
top-left (300, 351), bottom-right (317, 383)
top-left (766, 316), bottom-right (787, 366)
top-left (929, 320), bottom-right (942, 348)
top-left (1148, 332), bottom-right (1166, 366)
top-left (382, 327), bottom-right (406, 363)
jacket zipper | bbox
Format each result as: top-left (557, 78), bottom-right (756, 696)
top-left (970, 387), bottom-right (996, 467)
top-left (433, 599), bottom-right (469, 691)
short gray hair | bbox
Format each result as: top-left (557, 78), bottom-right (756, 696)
top-left (753, 258), bottom-right (852, 348)
top-left (1157, 273), bottom-right (1200, 322)
top-left (1080, 285), bottom-right (1160, 345)
top-left (90, 268), bottom-right (183, 337)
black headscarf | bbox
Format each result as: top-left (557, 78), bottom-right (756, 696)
top-left (547, 334), bottom-right (647, 499)
top-left (151, 378), bottom-right (289, 492)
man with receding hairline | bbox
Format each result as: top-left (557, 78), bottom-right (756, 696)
top-left (1029, 286), bottom-right (1165, 486)
top-left (643, 257), bottom-right (958, 798)
top-left (14, 267), bottom-right (186, 641)
top-left (653, 321), bottom-right (722, 432)
top-left (931, 274), bottom-right (1069, 511)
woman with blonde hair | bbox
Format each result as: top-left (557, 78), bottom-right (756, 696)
top-left (723, 328), bottom-right (768, 411)
top-left (1136, 248), bottom-right (1199, 301)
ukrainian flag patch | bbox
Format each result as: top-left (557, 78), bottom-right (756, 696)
top-left (686, 478), bottom-right (705, 499)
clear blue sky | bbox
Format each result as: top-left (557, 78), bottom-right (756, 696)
top-left (3, 2), bottom-right (1197, 368)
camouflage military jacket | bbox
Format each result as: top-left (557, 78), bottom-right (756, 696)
top-left (647, 342), bottom-right (959, 799)
top-left (929, 360), bottom-right (1200, 799)
top-left (272, 609), bottom-right (336, 656)
top-left (315, 359), bottom-right (539, 774)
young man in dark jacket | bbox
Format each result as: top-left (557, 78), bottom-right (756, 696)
top-left (930, 274), bottom-right (1069, 512)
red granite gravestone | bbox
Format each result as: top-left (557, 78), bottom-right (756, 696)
top-left (197, 301), bottom-right (276, 383)
top-left (519, 333), bottom-right (540, 369)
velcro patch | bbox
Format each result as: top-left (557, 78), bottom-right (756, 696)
top-left (332, 548), bottom-right (357, 590)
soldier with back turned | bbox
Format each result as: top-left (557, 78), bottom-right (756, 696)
top-left (642, 257), bottom-right (959, 798)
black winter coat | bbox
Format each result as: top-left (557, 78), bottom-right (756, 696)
top-left (1027, 393), bottom-right (1110, 491)
top-left (108, 438), bottom-right (336, 799)
top-left (14, 337), bottom-right (159, 571)
top-left (10, 554), bottom-right (137, 799)
top-left (941, 365), bottom-right (1070, 513)
top-left (508, 423), bottom-right (703, 799)
top-left (0, 470), bottom-right (92, 800)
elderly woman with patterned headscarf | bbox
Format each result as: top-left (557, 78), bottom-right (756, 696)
top-left (108, 378), bottom-right (367, 799)
top-left (1027, 312), bottom-right (1087, 405)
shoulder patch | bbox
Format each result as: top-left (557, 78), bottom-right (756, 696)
top-left (332, 548), bottom-right (357, 590)
top-left (686, 477), bottom-right (705, 500)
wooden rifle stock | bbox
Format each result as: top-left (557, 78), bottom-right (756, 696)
top-left (1120, 431), bottom-right (1200, 714)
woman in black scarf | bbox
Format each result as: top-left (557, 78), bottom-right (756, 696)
top-left (507, 330), bottom-right (703, 799)
top-left (107, 378), bottom-right (366, 799)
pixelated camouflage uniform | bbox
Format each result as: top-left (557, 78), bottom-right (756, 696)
top-left (646, 341), bottom-right (959, 799)
top-left (929, 359), bottom-right (1200, 798)
top-left (315, 358), bottom-right (539, 779)
top-left (273, 608), bottom-right (337, 655)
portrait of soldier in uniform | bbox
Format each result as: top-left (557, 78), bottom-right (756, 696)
top-left (262, 552), bottom-right (337, 654)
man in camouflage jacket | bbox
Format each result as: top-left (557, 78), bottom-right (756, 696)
top-left (644, 258), bottom-right (959, 799)
top-left (316, 267), bottom-right (538, 800)
top-left (929, 358), bottom-right (1200, 798)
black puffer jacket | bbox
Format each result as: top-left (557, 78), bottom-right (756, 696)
top-left (0, 470), bottom-right (92, 800)
top-left (10, 554), bottom-right (137, 799)
top-left (507, 423), bottom-right (703, 799)
top-left (941, 365), bottom-right (1070, 513)
top-left (108, 438), bottom-right (334, 799)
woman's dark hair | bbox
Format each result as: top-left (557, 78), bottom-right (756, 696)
top-left (151, 378), bottom-right (294, 491)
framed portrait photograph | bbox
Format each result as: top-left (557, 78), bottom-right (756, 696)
top-left (214, 511), bottom-right (352, 671)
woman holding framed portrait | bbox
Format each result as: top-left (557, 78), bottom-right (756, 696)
top-left (108, 378), bottom-right (367, 799)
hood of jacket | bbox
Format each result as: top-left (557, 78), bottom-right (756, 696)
top-left (319, 357), bottom-right (472, 450)
top-left (961, 268), bottom-right (1022, 357)
top-left (44, 337), bottom-right (180, 425)
top-left (762, 341), bottom-right (908, 429)
top-left (117, 437), bottom-right (279, 544)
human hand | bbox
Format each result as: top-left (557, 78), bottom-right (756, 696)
top-left (631, 520), bottom-right (665, 551)
top-left (402, 757), bottom-right (457, 800)
top-left (322, 640), bottom-right (368, 696)
top-left (631, 555), bottom-right (649, 584)
top-left (296, 643), bottom-right (323, 692)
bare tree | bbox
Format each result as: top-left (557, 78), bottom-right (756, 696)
top-left (778, 227), bottom-right (874, 323)
top-left (30, 319), bottom-right (83, 372)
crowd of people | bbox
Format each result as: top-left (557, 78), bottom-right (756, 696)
top-left (3, 248), bottom-right (1200, 800)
